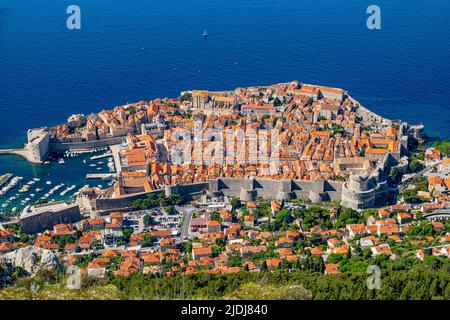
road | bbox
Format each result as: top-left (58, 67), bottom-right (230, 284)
top-left (176, 205), bottom-right (203, 239)
top-left (398, 160), bottom-right (440, 194)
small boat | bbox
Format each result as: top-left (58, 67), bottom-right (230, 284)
top-left (33, 178), bottom-right (40, 182)
top-left (46, 181), bottom-right (52, 185)
top-left (19, 185), bottom-right (30, 192)
top-left (58, 159), bottom-right (65, 164)
top-left (202, 29), bottom-right (208, 38)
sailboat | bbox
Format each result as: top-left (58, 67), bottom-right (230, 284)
top-left (202, 29), bottom-right (208, 38)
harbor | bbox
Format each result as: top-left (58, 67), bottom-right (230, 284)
top-left (0, 147), bottom-right (117, 218)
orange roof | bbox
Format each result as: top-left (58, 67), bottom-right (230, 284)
top-left (271, 200), bottom-right (282, 212)
top-left (206, 220), bottom-right (221, 226)
top-left (0, 229), bottom-right (14, 238)
top-left (0, 242), bottom-right (13, 251)
top-left (378, 209), bottom-right (390, 217)
top-left (266, 259), bottom-right (282, 268)
top-left (193, 247), bottom-right (212, 256)
top-left (310, 247), bottom-right (324, 255)
top-left (325, 264), bottom-right (340, 274)
top-left (397, 212), bottom-right (412, 219)
top-left (246, 202), bottom-right (257, 208)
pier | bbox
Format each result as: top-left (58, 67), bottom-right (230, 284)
top-left (0, 148), bottom-right (42, 164)
top-left (86, 173), bottom-right (117, 180)
top-left (0, 173), bottom-right (13, 187)
top-left (90, 152), bottom-right (113, 160)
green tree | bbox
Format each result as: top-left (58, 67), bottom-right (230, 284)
top-left (122, 229), bottom-right (133, 243)
top-left (143, 214), bottom-right (154, 227)
top-left (164, 205), bottom-right (176, 215)
top-left (180, 92), bottom-right (192, 102)
top-left (390, 167), bottom-right (401, 184)
top-left (231, 198), bottom-right (241, 210)
top-left (409, 159), bottom-right (423, 173)
top-left (260, 260), bottom-right (268, 272)
top-left (433, 140), bottom-right (450, 156)
top-left (209, 211), bottom-right (221, 222)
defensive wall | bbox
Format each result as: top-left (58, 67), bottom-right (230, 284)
top-left (92, 175), bottom-right (393, 212)
top-left (20, 202), bottom-right (82, 234)
top-left (49, 136), bottom-right (127, 152)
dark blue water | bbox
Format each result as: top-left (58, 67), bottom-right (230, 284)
top-left (0, 0), bottom-right (449, 212)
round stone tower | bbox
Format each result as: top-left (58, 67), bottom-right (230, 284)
top-left (341, 173), bottom-right (375, 209)
top-left (348, 173), bottom-right (369, 192)
top-left (239, 188), bottom-right (256, 202)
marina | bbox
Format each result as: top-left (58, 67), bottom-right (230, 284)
top-left (0, 148), bottom-right (116, 218)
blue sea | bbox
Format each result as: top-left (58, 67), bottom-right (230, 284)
top-left (0, 0), bottom-right (449, 212)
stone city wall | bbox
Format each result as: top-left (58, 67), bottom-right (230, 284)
top-left (20, 203), bottom-right (81, 234)
top-left (49, 136), bottom-right (127, 152)
top-left (94, 174), bottom-right (392, 212)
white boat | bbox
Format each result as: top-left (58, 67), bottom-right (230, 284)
top-left (203, 29), bottom-right (208, 37)
top-left (33, 178), bottom-right (40, 182)
top-left (46, 181), bottom-right (52, 185)
top-left (58, 159), bottom-right (65, 164)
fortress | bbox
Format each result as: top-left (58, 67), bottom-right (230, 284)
top-left (20, 202), bottom-right (81, 234)
top-left (89, 173), bottom-right (389, 212)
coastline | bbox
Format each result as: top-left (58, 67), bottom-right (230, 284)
top-left (0, 80), bottom-right (431, 218)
